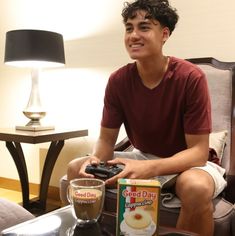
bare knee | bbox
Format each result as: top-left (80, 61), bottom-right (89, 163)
top-left (175, 169), bottom-right (214, 235)
top-left (67, 159), bottom-right (79, 181)
top-left (176, 169), bottom-right (214, 208)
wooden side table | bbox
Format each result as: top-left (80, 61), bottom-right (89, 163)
top-left (0, 128), bottom-right (88, 213)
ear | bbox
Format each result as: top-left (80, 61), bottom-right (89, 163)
top-left (162, 27), bottom-right (170, 43)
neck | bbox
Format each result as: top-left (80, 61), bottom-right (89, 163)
top-left (137, 55), bottom-right (169, 89)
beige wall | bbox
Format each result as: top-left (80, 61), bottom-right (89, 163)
top-left (166, 0), bottom-right (235, 61)
top-left (0, 0), bottom-right (235, 187)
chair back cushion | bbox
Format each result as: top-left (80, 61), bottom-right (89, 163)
top-left (198, 64), bottom-right (232, 172)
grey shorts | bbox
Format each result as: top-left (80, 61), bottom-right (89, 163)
top-left (113, 148), bottom-right (227, 198)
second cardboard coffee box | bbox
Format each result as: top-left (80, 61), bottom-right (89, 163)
top-left (116, 178), bottom-right (161, 236)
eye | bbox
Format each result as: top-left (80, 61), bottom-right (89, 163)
top-left (125, 26), bottom-right (133, 33)
top-left (139, 24), bottom-right (150, 31)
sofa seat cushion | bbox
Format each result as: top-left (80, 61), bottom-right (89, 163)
top-left (0, 198), bottom-right (35, 232)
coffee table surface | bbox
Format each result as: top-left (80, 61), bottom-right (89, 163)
top-left (1, 205), bottom-right (198, 236)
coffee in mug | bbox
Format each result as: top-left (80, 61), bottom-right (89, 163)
top-left (68, 178), bottom-right (105, 226)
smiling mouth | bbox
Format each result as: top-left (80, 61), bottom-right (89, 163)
top-left (130, 43), bottom-right (144, 48)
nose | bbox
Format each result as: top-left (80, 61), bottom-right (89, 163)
top-left (130, 30), bottom-right (140, 40)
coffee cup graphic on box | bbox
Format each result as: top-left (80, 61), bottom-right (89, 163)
top-left (117, 179), bottom-right (161, 236)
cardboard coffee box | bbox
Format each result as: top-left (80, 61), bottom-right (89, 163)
top-left (116, 179), bottom-right (161, 236)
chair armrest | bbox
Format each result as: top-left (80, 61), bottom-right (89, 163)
top-left (224, 175), bottom-right (235, 203)
top-left (114, 137), bottom-right (132, 151)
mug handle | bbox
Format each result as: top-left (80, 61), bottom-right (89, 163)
top-left (67, 185), bottom-right (72, 204)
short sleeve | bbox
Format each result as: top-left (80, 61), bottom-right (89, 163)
top-left (184, 71), bottom-right (212, 134)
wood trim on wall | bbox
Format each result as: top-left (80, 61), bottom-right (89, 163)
top-left (0, 177), bottom-right (60, 201)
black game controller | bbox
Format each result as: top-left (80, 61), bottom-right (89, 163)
top-left (85, 161), bottom-right (123, 180)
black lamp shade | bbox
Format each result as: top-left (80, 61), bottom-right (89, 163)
top-left (4, 29), bottom-right (65, 67)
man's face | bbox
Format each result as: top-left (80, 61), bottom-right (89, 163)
top-left (124, 10), bottom-right (169, 60)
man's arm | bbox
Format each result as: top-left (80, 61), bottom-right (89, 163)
top-left (153, 133), bottom-right (209, 176)
top-left (67, 126), bottom-right (120, 180)
top-left (106, 133), bottom-right (209, 184)
top-left (92, 126), bottom-right (120, 162)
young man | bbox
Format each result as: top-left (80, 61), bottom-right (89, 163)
top-left (67, 0), bottom-right (226, 235)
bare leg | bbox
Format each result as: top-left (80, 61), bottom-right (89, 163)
top-left (176, 169), bottom-right (214, 236)
top-left (67, 156), bottom-right (90, 181)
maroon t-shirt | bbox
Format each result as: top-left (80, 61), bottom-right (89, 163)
top-left (101, 57), bottom-right (211, 157)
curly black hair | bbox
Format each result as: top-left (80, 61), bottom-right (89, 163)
top-left (122, 0), bottom-right (179, 35)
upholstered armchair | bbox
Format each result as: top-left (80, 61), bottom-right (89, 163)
top-left (60, 57), bottom-right (235, 236)
top-left (0, 198), bottom-right (34, 233)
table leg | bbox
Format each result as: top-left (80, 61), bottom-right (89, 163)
top-left (5, 141), bottom-right (30, 209)
top-left (38, 140), bottom-right (64, 209)
top-left (5, 140), bottom-right (65, 213)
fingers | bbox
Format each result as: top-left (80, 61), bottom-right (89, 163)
top-left (105, 176), bottom-right (119, 186)
top-left (80, 172), bottom-right (95, 178)
top-left (91, 156), bottom-right (101, 163)
top-left (107, 158), bottom-right (127, 165)
top-left (105, 169), bottom-right (127, 186)
top-left (79, 156), bottom-right (101, 177)
top-left (75, 157), bottom-right (132, 185)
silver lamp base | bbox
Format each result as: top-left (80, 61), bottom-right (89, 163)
top-left (15, 69), bottom-right (54, 132)
top-left (16, 119), bottom-right (54, 131)
top-left (15, 125), bottom-right (54, 131)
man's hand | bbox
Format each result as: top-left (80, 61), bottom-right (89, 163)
top-left (105, 158), bottom-right (154, 186)
top-left (78, 156), bottom-right (101, 178)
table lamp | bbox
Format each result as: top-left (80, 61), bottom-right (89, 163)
top-left (4, 29), bottom-right (65, 131)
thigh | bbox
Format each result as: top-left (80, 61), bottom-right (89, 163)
top-left (113, 151), bottom-right (148, 160)
top-left (193, 161), bottom-right (227, 198)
